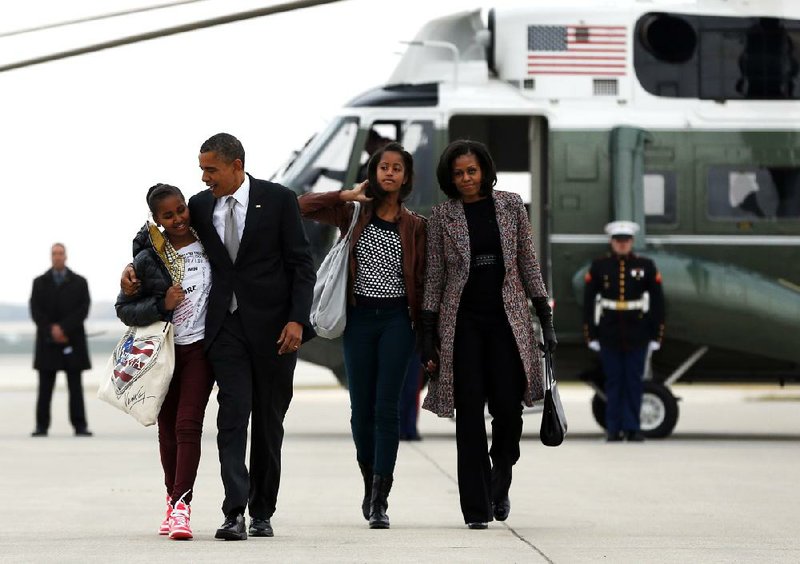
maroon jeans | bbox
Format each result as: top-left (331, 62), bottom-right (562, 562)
top-left (158, 340), bottom-right (214, 504)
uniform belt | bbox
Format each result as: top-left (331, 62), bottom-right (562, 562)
top-left (593, 292), bottom-right (650, 325)
top-left (599, 298), bottom-right (646, 311)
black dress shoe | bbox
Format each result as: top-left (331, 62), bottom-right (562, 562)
top-left (31, 429), bottom-right (47, 437)
top-left (605, 432), bottom-right (624, 442)
top-left (74, 429), bottom-right (93, 437)
top-left (249, 518), bottom-right (274, 537)
top-left (215, 513), bottom-right (247, 540)
top-left (467, 522), bottom-right (488, 530)
top-left (492, 496), bottom-right (511, 521)
top-left (626, 431), bottom-right (645, 442)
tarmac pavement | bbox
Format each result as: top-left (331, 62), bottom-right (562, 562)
top-left (0, 357), bottom-right (799, 563)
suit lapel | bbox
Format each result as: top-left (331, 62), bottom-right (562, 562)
top-left (196, 190), bottom-right (231, 266)
top-left (43, 270), bottom-right (56, 291)
top-left (237, 178), bottom-right (263, 260)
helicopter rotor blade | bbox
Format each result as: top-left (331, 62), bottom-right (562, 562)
top-left (0, 0), bottom-right (212, 39)
top-left (0, 0), bottom-right (349, 74)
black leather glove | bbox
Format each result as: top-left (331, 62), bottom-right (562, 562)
top-left (532, 297), bottom-right (558, 353)
top-left (419, 310), bottom-right (440, 377)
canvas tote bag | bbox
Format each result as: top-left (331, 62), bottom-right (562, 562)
top-left (97, 320), bottom-right (175, 426)
top-left (310, 201), bottom-right (361, 339)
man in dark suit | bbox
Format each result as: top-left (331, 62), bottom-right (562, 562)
top-left (30, 243), bottom-right (92, 437)
top-left (195, 133), bottom-right (315, 539)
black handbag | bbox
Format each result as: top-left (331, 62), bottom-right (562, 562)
top-left (540, 351), bottom-right (568, 446)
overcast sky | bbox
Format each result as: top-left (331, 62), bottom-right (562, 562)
top-left (0, 0), bottom-right (529, 307)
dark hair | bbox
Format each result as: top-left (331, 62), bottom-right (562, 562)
top-left (366, 141), bottom-right (414, 203)
top-left (435, 139), bottom-right (497, 199)
top-left (200, 132), bottom-right (245, 167)
top-left (146, 183), bottom-right (185, 215)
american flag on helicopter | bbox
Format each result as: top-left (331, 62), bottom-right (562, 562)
top-left (527, 24), bottom-right (628, 76)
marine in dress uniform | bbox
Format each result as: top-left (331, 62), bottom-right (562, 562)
top-left (583, 221), bottom-right (665, 442)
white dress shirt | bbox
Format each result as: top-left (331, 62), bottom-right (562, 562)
top-left (213, 174), bottom-right (250, 244)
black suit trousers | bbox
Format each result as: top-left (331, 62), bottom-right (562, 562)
top-left (35, 370), bottom-right (88, 431)
top-left (207, 311), bottom-right (296, 519)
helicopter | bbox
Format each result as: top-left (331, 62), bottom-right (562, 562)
top-left (272, 0), bottom-right (800, 438)
top-left (3, 0), bottom-right (800, 438)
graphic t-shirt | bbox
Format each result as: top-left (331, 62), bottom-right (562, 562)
top-left (172, 241), bottom-right (211, 345)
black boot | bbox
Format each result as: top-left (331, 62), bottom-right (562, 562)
top-left (491, 464), bottom-right (512, 521)
top-left (358, 461), bottom-right (373, 521)
top-left (368, 474), bottom-right (393, 529)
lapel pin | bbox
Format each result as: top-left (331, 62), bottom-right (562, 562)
top-left (255, 204), bottom-right (262, 208)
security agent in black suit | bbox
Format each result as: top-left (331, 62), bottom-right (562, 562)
top-left (124, 133), bottom-right (315, 539)
top-left (30, 243), bottom-right (92, 437)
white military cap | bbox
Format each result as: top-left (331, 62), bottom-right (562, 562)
top-left (604, 220), bottom-right (640, 237)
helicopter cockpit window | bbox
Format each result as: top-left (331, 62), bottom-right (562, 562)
top-left (356, 122), bottom-right (399, 182)
top-left (643, 171), bottom-right (677, 224)
top-left (400, 121), bottom-right (435, 210)
top-left (707, 166), bottom-right (800, 220)
top-left (280, 116), bottom-right (359, 194)
top-left (634, 13), bottom-right (800, 100)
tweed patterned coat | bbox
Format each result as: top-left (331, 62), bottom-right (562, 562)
top-left (422, 190), bottom-right (549, 418)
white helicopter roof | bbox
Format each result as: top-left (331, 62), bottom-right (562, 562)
top-left (381, 0), bottom-right (800, 131)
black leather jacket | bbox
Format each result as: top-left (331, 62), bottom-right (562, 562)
top-left (115, 223), bottom-right (175, 326)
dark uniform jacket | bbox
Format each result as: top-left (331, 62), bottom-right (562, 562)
top-left (583, 252), bottom-right (665, 350)
top-left (30, 268), bottom-right (91, 372)
top-left (115, 223), bottom-right (175, 327)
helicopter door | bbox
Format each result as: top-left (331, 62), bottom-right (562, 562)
top-left (448, 114), bottom-right (549, 283)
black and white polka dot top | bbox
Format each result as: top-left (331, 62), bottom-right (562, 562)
top-left (353, 215), bottom-right (406, 302)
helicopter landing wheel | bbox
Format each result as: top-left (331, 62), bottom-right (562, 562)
top-left (591, 381), bottom-right (679, 438)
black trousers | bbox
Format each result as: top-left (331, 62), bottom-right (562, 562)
top-left (453, 309), bottom-right (526, 524)
top-left (207, 311), bottom-right (296, 519)
top-left (35, 370), bottom-right (88, 432)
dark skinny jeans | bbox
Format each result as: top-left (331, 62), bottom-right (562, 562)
top-left (342, 305), bottom-right (415, 476)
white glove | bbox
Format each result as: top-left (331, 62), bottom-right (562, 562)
top-left (648, 341), bottom-right (661, 352)
top-left (588, 340), bottom-right (600, 352)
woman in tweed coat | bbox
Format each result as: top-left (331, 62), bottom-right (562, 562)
top-left (420, 140), bottom-right (557, 529)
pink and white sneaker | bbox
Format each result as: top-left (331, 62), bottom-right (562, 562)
top-left (159, 495), bottom-right (172, 535)
top-left (168, 491), bottom-right (192, 540)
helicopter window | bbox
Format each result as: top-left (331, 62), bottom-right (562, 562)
top-left (644, 171), bottom-right (677, 224)
top-left (707, 166), bottom-right (800, 220)
top-left (634, 13), bottom-right (800, 100)
top-left (356, 122), bottom-right (400, 182)
top-left (400, 121), bottom-right (436, 210)
top-left (279, 116), bottom-right (359, 194)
